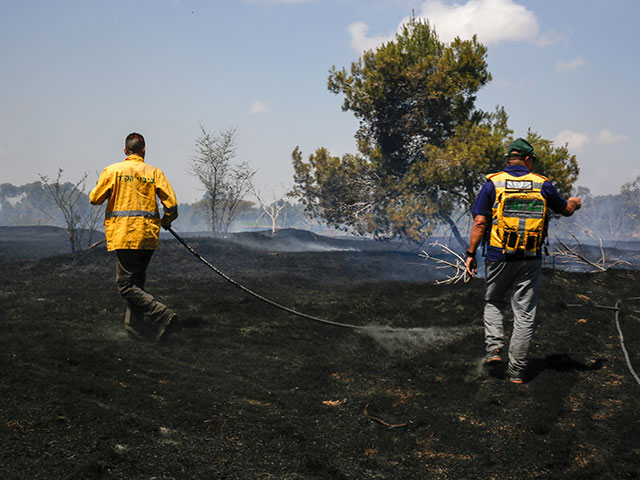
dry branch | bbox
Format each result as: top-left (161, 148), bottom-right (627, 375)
top-left (363, 404), bottom-right (409, 429)
top-left (553, 224), bottom-right (631, 272)
top-left (419, 241), bottom-right (470, 284)
top-left (39, 169), bottom-right (105, 253)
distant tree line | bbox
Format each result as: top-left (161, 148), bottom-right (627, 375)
top-left (0, 181), bottom-right (53, 226)
top-left (562, 184), bottom-right (640, 242)
top-left (2, 179), bottom-right (638, 241)
top-left (0, 181), bottom-right (314, 234)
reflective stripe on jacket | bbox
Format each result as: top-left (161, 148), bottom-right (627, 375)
top-left (89, 155), bottom-right (178, 251)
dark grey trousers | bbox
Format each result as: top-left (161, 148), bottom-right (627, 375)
top-left (115, 249), bottom-right (173, 337)
top-left (484, 259), bottom-right (543, 373)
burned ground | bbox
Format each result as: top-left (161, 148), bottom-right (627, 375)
top-left (1, 229), bottom-right (640, 479)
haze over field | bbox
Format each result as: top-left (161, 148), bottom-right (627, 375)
top-left (1, 0), bottom-right (638, 202)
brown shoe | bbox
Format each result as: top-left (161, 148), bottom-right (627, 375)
top-left (156, 314), bottom-right (181, 342)
top-left (125, 324), bottom-right (144, 341)
top-left (484, 348), bottom-right (502, 364)
top-left (507, 364), bottom-right (526, 384)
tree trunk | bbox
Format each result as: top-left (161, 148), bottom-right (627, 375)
top-left (438, 212), bottom-right (468, 251)
top-left (66, 228), bottom-right (77, 253)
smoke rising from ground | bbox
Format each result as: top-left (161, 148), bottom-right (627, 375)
top-left (361, 324), bottom-right (477, 355)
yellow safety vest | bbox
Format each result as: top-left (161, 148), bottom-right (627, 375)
top-left (90, 155), bottom-right (178, 251)
top-left (487, 171), bottom-right (548, 256)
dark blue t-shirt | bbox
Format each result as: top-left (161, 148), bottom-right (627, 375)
top-left (471, 165), bottom-right (568, 262)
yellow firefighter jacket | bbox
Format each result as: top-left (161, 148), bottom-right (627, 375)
top-left (90, 155), bottom-right (178, 251)
top-left (487, 170), bottom-right (548, 256)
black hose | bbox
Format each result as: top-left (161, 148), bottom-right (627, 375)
top-left (567, 298), bottom-right (640, 387)
top-left (615, 298), bottom-right (640, 386)
top-left (168, 228), bottom-right (640, 385)
top-left (167, 227), bottom-right (364, 330)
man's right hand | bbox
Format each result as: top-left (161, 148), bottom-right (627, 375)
top-left (465, 255), bottom-right (478, 277)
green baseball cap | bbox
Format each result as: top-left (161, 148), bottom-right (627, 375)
top-left (507, 138), bottom-right (536, 158)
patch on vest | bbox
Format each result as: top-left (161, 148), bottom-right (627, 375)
top-left (503, 197), bottom-right (545, 218)
top-left (505, 180), bottom-right (533, 190)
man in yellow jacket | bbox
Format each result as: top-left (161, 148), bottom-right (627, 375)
top-left (90, 132), bottom-right (180, 342)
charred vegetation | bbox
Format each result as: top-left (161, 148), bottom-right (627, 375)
top-left (1, 228), bottom-right (639, 479)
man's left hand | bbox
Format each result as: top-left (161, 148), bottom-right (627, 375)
top-left (161, 216), bottom-right (172, 230)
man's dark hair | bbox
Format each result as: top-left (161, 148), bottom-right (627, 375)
top-left (125, 132), bottom-right (145, 155)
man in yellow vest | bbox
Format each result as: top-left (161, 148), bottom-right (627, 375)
top-left (465, 138), bottom-right (581, 383)
top-left (90, 132), bottom-right (180, 342)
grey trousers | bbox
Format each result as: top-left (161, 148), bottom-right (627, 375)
top-left (115, 249), bottom-right (173, 337)
top-left (484, 258), bottom-right (543, 372)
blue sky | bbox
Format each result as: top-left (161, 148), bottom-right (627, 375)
top-left (1, 0), bottom-right (638, 203)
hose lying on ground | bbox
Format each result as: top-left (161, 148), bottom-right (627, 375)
top-left (167, 227), bottom-right (364, 331)
top-left (168, 227), bottom-right (640, 384)
top-left (568, 299), bottom-right (640, 387)
top-left (615, 298), bottom-right (640, 386)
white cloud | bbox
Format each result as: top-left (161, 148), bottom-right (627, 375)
top-left (555, 56), bottom-right (586, 72)
top-left (414, 0), bottom-right (539, 45)
top-left (554, 130), bottom-right (590, 151)
top-left (348, 22), bottom-right (394, 52)
top-left (249, 100), bottom-right (268, 115)
top-left (595, 129), bottom-right (628, 145)
top-left (535, 27), bottom-right (571, 47)
top-left (349, 0), bottom-right (540, 52)
top-left (553, 129), bottom-right (628, 151)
